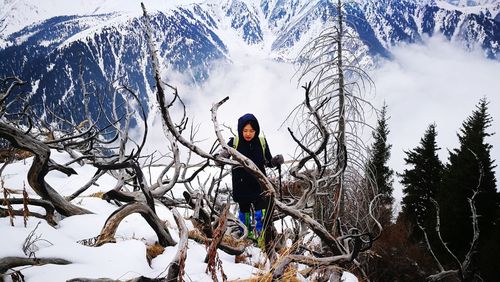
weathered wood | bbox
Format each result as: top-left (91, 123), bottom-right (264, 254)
top-left (94, 160), bottom-right (156, 213)
top-left (101, 189), bottom-right (144, 205)
top-left (66, 169), bottom-right (106, 201)
top-left (272, 254), bottom-right (352, 280)
top-left (1, 197), bottom-right (56, 225)
top-left (0, 256), bottom-right (71, 274)
top-left (0, 122), bottom-right (91, 216)
top-left (96, 202), bottom-right (175, 247)
top-left (142, 0), bottom-right (232, 168)
top-left (188, 232), bottom-right (246, 256)
top-left (182, 191), bottom-right (212, 237)
top-left (67, 276), bottom-right (165, 282)
top-left (166, 208), bottom-right (188, 282)
top-left (0, 77), bottom-right (25, 106)
top-left (204, 204), bottom-right (229, 263)
top-left (427, 270), bottom-right (459, 282)
top-left (274, 200), bottom-right (343, 254)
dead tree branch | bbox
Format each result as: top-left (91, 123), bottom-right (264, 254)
top-left (0, 256), bottom-right (71, 274)
top-left (422, 149), bottom-right (484, 281)
top-left (95, 202), bottom-right (175, 247)
top-left (1, 198), bottom-right (56, 226)
top-left (0, 122), bottom-right (91, 216)
top-left (165, 208), bottom-right (188, 282)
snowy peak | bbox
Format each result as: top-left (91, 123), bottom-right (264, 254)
top-left (2, 0), bottom-right (499, 64)
top-left (0, 3), bottom-right (230, 127)
top-left (1, 0), bottom-right (500, 127)
top-left (262, 0), bottom-right (314, 30)
top-left (222, 0), bottom-right (263, 44)
top-left (444, 0), bottom-right (500, 6)
top-left (0, 0), bottom-right (191, 38)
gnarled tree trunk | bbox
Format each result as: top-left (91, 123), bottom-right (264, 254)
top-left (0, 122), bottom-right (91, 216)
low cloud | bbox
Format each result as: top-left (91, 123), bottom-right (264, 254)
top-left (145, 35), bottom-right (500, 211)
top-left (371, 35), bottom-right (500, 207)
top-left (156, 56), bottom-right (303, 158)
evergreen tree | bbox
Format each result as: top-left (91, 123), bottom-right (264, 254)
top-left (367, 103), bottom-right (394, 227)
top-left (438, 98), bottom-right (498, 279)
top-left (400, 123), bottom-right (443, 240)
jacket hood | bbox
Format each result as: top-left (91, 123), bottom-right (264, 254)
top-left (237, 113), bottom-right (260, 139)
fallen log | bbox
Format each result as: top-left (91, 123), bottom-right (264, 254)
top-left (95, 202), bottom-right (175, 247)
top-left (0, 256), bottom-right (71, 274)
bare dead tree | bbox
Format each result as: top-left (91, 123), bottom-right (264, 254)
top-left (63, 4), bottom-right (250, 282)
top-left (1, 0), bottom-right (387, 280)
top-left (95, 202), bottom-right (175, 246)
top-left (0, 256), bottom-right (71, 276)
top-left (293, 0), bottom-right (377, 233)
top-left (0, 67), bottom-right (193, 274)
top-left (138, 0), bottom-right (383, 280)
top-left (0, 96), bottom-right (91, 215)
top-left (420, 149), bottom-right (484, 282)
top-left (268, 0), bottom-right (383, 279)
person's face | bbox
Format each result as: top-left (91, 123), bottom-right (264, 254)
top-left (242, 123), bottom-right (256, 142)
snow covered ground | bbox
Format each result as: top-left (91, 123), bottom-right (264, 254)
top-left (2, 1), bottom-right (500, 280)
top-left (0, 150), bottom-right (357, 281)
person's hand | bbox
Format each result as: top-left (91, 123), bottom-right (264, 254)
top-left (271, 154), bottom-right (284, 167)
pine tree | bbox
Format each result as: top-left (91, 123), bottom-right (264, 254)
top-left (438, 98), bottom-right (498, 278)
top-left (400, 123), bottom-right (443, 240)
top-left (367, 103), bottom-right (394, 227)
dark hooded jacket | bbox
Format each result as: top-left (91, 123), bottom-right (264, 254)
top-left (228, 113), bottom-right (273, 202)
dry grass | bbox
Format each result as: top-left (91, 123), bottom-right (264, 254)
top-left (281, 265), bottom-right (302, 282)
top-left (22, 184), bottom-right (30, 227)
top-left (244, 239), bottom-right (315, 281)
top-left (222, 233), bottom-right (252, 249)
top-left (234, 254), bottom-right (249, 264)
top-left (87, 191), bottom-right (105, 198)
top-left (146, 242), bottom-right (165, 264)
top-left (247, 273), bottom-right (272, 282)
top-left (0, 148), bottom-right (33, 163)
top-left (2, 179), bottom-right (15, 226)
top-left (243, 266), bottom-right (301, 282)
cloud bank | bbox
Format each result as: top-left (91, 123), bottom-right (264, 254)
top-left (147, 55), bottom-right (303, 160)
top-left (146, 35), bottom-right (500, 211)
top-left (371, 36), bottom-right (500, 207)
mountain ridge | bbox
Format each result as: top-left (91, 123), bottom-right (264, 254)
top-left (1, 0), bottom-right (499, 126)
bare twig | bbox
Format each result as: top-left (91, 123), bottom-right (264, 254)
top-left (22, 222), bottom-right (53, 259)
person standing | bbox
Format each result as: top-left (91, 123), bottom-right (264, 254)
top-left (216, 113), bottom-right (284, 240)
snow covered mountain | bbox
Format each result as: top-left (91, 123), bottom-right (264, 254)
top-left (1, 0), bottom-right (499, 124)
top-left (444, 0), bottom-right (499, 6)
